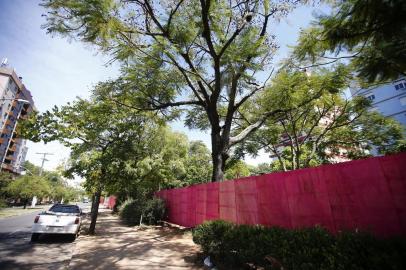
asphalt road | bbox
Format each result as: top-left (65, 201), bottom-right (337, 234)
top-left (0, 203), bottom-right (89, 270)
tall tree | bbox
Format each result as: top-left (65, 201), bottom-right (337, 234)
top-left (41, 0), bottom-right (307, 181)
top-left (224, 159), bottom-right (251, 179)
top-left (23, 81), bottom-right (202, 232)
top-left (183, 140), bottom-right (212, 184)
top-left (292, 0), bottom-right (406, 82)
top-left (238, 67), bottom-right (406, 171)
top-left (23, 83), bottom-right (162, 234)
top-left (6, 175), bottom-right (51, 209)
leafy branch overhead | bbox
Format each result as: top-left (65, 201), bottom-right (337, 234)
top-left (236, 66), bottom-right (406, 171)
top-left (291, 0), bottom-right (406, 82)
top-left (41, 0), bottom-right (306, 181)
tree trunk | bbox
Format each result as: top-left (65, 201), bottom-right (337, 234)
top-left (211, 134), bottom-right (229, 182)
top-left (23, 199), bottom-right (28, 209)
top-left (212, 151), bottom-right (225, 181)
top-left (88, 188), bottom-right (102, 235)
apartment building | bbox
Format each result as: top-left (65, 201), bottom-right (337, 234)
top-left (0, 62), bottom-right (35, 174)
top-left (350, 78), bottom-right (406, 127)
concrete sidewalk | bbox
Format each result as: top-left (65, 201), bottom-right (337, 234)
top-left (69, 212), bottom-right (204, 270)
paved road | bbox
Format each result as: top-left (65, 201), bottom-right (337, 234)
top-left (0, 203), bottom-right (90, 270)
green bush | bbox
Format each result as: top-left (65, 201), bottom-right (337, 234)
top-left (193, 220), bottom-right (234, 261)
top-left (119, 197), bottom-right (166, 226)
top-left (119, 199), bottom-right (144, 226)
top-left (142, 197), bottom-right (166, 225)
top-left (0, 198), bottom-right (7, 208)
top-left (192, 220), bottom-right (406, 270)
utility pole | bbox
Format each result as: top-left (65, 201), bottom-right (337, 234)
top-left (36, 152), bottom-right (54, 176)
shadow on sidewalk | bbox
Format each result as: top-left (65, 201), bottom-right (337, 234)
top-left (70, 212), bottom-right (204, 270)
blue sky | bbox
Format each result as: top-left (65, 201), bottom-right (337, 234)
top-left (0, 0), bottom-right (328, 172)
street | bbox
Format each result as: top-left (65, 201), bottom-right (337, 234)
top-left (0, 203), bottom-right (89, 270)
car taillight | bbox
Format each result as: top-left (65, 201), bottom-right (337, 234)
top-left (34, 216), bottom-right (40, 223)
top-left (75, 217), bottom-right (80, 224)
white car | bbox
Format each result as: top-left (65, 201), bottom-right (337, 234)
top-left (31, 204), bottom-right (82, 242)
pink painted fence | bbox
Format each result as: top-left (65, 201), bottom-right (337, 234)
top-left (156, 152), bottom-right (406, 237)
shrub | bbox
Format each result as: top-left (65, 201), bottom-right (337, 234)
top-left (192, 220), bottom-right (406, 270)
top-left (193, 220), bottom-right (234, 261)
top-left (119, 199), bottom-right (144, 226)
top-left (142, 197), bottom-right (166, 225)
top-left (119, 197), bottom-right (167, 226)
top-left (0, 198), bottom-right (7, 208)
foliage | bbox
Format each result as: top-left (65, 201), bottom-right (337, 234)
top-left (193, 220), bottom-right (406, 269)
top-left (142, 197), bottom-right (167, 225)
top-left (183, 141), bottom-right (212, 185)
top-left (0, 172), bottom-right (13, 199)
top-left (40, 0), bottom-right (306, 181)
top-left (20, 161), bottom-right (81, 203)
top-left (192, 220), bottom-right (234, 259)
top-left (6, 175), bottom-right (51, 204)
top-left (237, 66), bottom-right (406, 171)
top-left (119, 199), bottom-right (144, 226)
top-left (292, 0), bottom-right (406, 83)
top-left (249, 163), bottom-right (273, 175)
top-left (21, 161), bottom-right (41, 176)
top-left (0, 199), bottom-right (6, 208)
top-left (120, 197), bottom-right (166, 226)
top-left (224, 160), bottom-right (251, 180)
top-left (22, 79), bottom-right (215, 232)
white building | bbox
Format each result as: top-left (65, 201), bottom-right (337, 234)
top-left (0, 61), bottom-right (35, 174)
top-left (350, 78), bottom-right (406, 127)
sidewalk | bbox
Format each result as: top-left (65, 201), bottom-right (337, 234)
top-left (69, 212), bottom-right (204, 270)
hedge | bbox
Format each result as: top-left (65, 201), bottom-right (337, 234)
top-left (192, 220), bottom-right (406, 270)
top-left (119, 197), bottom-right (166, 226)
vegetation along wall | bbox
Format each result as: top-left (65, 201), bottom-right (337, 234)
top-left (156, 152), bottom-right (406, 237)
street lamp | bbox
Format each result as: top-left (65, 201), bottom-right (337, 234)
top-left (0, 98), bottom-right (31, 172)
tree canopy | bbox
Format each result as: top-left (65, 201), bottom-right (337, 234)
top-left (6, 175), bottom-right (51, 208)
top-left (238, 66), bottom-right (406, 171)
top-left (292, 0), bottom-right (406, 82)
top-left (23, 79), bottom-right (215, 232)
top-left (40, 0), bottom-right (309, 181)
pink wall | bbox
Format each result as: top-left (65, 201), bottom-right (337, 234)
top-left (100, 196), bottom-right (117, 209)
top-left (156, 152), bottom-right (406, 237)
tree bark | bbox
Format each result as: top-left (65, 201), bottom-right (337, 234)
top-left (210, 128), bottom-right (229, 182)
top-left (88, 188), bottom-right (102, 235)
top-left (23, 198), bottom-right (28, 209)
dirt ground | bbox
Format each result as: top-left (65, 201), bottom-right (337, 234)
top-left (69, 213), bottom-right (205, 270)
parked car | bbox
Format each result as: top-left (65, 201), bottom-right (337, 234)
top-left (31, 204), bottom-right (82, 242)
top-left (82, 198), bottom-right (89, 203)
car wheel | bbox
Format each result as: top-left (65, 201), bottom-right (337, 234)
top-left (31, 233), bottom-right (40, 242)
top-left (71, 234), bottom-right (77, 241)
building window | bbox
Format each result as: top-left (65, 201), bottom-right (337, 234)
top-left (395, 82), bottom-right (405, 90)
top-left (366, 94), bottom-right (375, 101)
top-left (399, 96), bottom-right (406, 106)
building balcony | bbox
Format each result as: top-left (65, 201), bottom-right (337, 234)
top-left (1, 163), bottom-right (14, 171)
top-left (19, 114), bottom-right (28, 120)
top-left (1, 129), bottom-right (10, 136)
top-left (4, 155), bottom-right (16, 161)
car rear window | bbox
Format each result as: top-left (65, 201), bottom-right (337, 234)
top-left (49, 204), bottom-right (80, 214)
